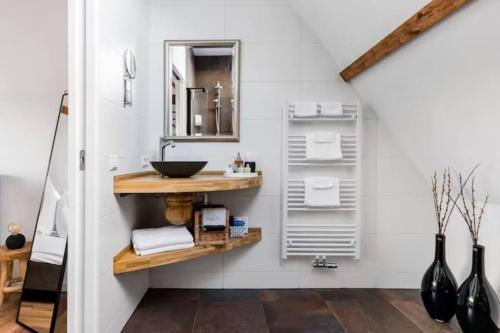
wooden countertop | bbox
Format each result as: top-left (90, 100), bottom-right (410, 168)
top-left (113, 171), bottom-right (262, 194)
top-left (113, 228), bottom-right (262, 274)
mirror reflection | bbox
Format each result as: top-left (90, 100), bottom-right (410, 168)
top-left (165, 40), bottom-right (240, 141)
top-left (17, 93), bottom-right (68, 333)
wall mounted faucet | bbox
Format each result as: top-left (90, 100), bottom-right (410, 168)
top-left (159, 137), bottom-right (176, 161)
top-left (312, 256), bottom-right (338, 269)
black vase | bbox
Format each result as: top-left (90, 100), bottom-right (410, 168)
top-left (456, 245), bottom-right (500, 333)
top-left (421, 234), bottom-right (457, 322)
top-left (6, 233), bottom-right (26, 249)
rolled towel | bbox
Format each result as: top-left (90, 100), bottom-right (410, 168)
top-left (132, 226), bottom-right (193, 252)
top-left (319, 101), bottom-right (342, 116)
top-left (294, 102), bottom-right (317, 117)
top-left (134, 242), bottom-right (194, 256)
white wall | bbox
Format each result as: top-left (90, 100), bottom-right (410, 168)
top-left (291, 0), bottom-right (500, 292)
top-left (85, 0), bottom-right (156, 332)
top-left (0, 0), bottom-right (67, 242)
top-left (145, 0), bottom-right (394, 289)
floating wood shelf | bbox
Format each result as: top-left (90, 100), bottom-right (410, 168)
top-left (113, 171), bottom-right (263, 194)
top-left (113, 228), bottom-right (262, 275)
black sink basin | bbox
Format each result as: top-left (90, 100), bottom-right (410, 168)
top-left (150, 161), bottom-right (207, 178)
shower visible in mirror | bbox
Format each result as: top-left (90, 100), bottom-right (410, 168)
top-left (17, 92), bottom-right (68, 333)
top-left (164, 40), bottom-right (240, 141)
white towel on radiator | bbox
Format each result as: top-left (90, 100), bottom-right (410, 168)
top-left (319, 101), bottom-right (342, 116)
top-left (132, 226), bottom-right (193, 252)
top-left (304, 177), bottom-right (340, 207)
top-left (31, 233), bottom-right (66, 265)
top-left (294, 102), bottom-right (317, 117)
top-left (305, 132), bottom-right (343, 160)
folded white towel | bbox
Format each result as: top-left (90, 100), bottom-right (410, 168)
top-left (31, 233), bottom-right (66, 265)
top-left (134, 241), bottom-right (194, 256)
top-left (319, 101), bottom-right (342, 116)
top-left (37, 178), bottom-right (60, 235)
top-left (304, 177), bottom-right (340, 207)
top-left (30, 253), bottom-right (64, 266)
top-left (305, 132), bottom-right (343, 160)
top-left (294, 102), bottom-right (317, 117)
top-left (132, 226), bottom-right (193, 252)
top-left (202, 208), bottom-right (227, 227)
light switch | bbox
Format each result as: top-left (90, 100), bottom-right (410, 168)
top-left (140, 155), bottom-right (151, 168)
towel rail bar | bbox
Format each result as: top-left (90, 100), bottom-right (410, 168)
top-left (282, 102), bottom-right (362, 260)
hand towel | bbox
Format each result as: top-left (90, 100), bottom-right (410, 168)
top-left (37, 179), bottom-right (61, 235)
top-left (132, 226), bottom-right (193, 252)
top-left (134, 241), bottom-right (194, 256)
top-left (304, 177), bottom-right (340, 207)
top-left (31, 233), bottom-right (66, 265)
top-left (202, 208), bottom-right (227, 227)
top-left (319, 101), bottom-right (342, 116)
top-left (294, 102), bottom-right (317, 117)
top-left (305, 132), bottom-right (343, 160)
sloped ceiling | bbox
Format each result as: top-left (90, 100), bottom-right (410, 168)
top-left (290, 0), bottom-right (500, 203)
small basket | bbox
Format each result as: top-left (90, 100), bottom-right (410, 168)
top-left (194, 210), bottom-right (229, 246)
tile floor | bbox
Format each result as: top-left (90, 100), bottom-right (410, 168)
top-left (122, 289), bottom-right (462, 333)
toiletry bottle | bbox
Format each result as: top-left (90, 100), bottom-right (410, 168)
top-left (244, 165), bottom-right (251, 173)
top-left (234, 152), bottom-right (243, 168)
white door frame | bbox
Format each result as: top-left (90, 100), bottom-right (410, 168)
top-left (68, 0), bottom-right (86, 331)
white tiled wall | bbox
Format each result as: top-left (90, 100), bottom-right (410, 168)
top-left (86, 0), bottom-right (156, 332)
top-left (144, 0), bottom-right (436, 290)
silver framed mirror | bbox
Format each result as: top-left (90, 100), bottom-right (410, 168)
top-left (164, 40), bottom-right (240, 141)
top-left (17, 92), bottom-right (68, 333)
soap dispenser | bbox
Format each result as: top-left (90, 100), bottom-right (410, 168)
top-left (234, 152), bottom-right (243, 168)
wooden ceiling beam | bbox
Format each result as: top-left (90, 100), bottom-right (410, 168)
top-left (340, 0), bottom-right (472, 81)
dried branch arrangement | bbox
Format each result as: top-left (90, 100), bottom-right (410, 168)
top-left (454, 175), bottom-right (489, 245)
top-left (432, 168), bottom-right (452, 235)
top-left (431, 165), bottom-right (479, 235)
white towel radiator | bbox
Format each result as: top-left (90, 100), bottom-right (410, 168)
top-left (281, 102), bottom-right (362, 260)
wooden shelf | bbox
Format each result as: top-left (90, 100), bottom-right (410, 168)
top-left (113, 228), bottom-right (262, 275)
top-left (113, 171), bottom-right (262, 194)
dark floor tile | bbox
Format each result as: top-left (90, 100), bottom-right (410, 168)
top-left (193, 301), bottom-right (268, 333)
top-left (378, 289), bottom-right (461, 332)
top-left (142, 288), bottom-right (200, 302)
top-left (391, 301), bottom-right (460, 333)
top-left (200, 289), bottom-right (260, 302)
top-left (263, 300), bottom-right (344, 333)
top-left (122, 299), bottom-right (197, 333)
top-left (260, 289), bottom-right (323, 302)
top-left (379, 289), bottom-right (423, 304)
top-left (319, 289), bottom-right (422, 333)
top-left (326, 300), bottom-right (385, 333)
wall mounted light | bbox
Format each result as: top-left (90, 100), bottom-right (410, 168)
top-left (123, 49), bottom-right (136, 108)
